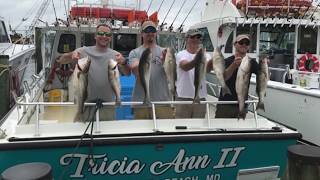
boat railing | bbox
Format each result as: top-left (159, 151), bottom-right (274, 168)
top-left (13, 98), bottom-right (260, 137)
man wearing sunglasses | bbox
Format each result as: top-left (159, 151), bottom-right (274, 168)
top-left (215, 34), bottom-right (261, 118)
top-left (58, 24), bottom-right (129, 121)
top-left (128, 21), bottom-right (174, 119)
top-left (175, 29), bottom-right (213, 118)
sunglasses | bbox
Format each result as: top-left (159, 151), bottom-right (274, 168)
top-left (96, 31), bottom-right (112, 37)
top-left (143, 26), bottom-right (157, 33)
top-left (237, 40), bottom-right (250, 46)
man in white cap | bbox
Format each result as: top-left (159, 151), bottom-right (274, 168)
top-left (128, 20), bottom-right (174, 119)
top-left (215, 34), bottom-right (261, 118)
top-left (175, 29), bottom-right (213, 118)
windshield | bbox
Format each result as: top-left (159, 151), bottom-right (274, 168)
top-left (0, 21), bottom-right (9, 43)
top-left (259, 25), bottom-right (295, 54)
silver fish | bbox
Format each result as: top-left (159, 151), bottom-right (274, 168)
top-left (256, 55), bottom-right (269, 111)
top-left (138, 48), bottom-right (151, 104)
top-left (108, 59), bottom-right (121, 105)
top-left (71, 57), bottom-right (91, 122)
top-left (163, 47), bottom-right (177, 100)
top-left (212, 45), bottom-right (231, 96)
top-left (236, 55), bottom-right (251, 120)
top-left (193, 48), bottom-right (207, 103)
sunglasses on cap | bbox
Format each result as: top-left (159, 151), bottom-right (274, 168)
top-left (96, 31), bottom-right (112, 37)
top-left (189, 35), bottom-right (202, 39)
top-left (237, 39), bottom-right (250, 46)
top-left (143, 26), bottom-right (157, 33)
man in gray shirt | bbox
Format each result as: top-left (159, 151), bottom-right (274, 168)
top-left (58, 24), bottom-right (129, 121)
top-left (128, 21), bottom-right (174, 119)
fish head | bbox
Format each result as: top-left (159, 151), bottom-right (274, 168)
top-left (82, 57), bottom-right (91, 73)
top-left (77, 57), bottom-right (91, 73)
top-left (165, 47), bottom-right (176, 63)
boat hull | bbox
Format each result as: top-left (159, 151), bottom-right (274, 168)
top-left (0, 132), bottom-right (298, 179)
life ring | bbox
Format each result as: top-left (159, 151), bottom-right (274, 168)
top-left (298, 53), bottom-right (319, 72)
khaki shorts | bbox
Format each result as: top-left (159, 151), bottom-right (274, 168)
top-left (175, 97), bottom-right (206, 118)
top-left (133, 106), bottom-right (175, 119)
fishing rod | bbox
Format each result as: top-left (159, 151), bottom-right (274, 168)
top-left (157, 0), bottom-right (166, 14)
top-left (146, 0), bottom-right (154, 14)
top-left (300, 0), bottom-right (314, 19)
top-left (178, 0), bottom-right (198, 32)
top-left (169, 0), bottom-right (187, 31)
top-left (160, 0), bottom-right (175, 30)
top-left (310, 1), bottom-right (320, 20)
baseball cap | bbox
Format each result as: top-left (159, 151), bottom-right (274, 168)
top-left (141, 21), bottom-right (157, 31)
top-left (186, 29), bottom-right (203, 37)
top-left (236, 34), bottom-right (250, 42)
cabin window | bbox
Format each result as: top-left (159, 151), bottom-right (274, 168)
top-left (57, 34), bottom-right (76, 53)
top-left (237, 25), bottom-right (257, 53)
top-left (81, 33), bottom-right (96, 47)
top-left (113, 34), bottom-right (137, 57)
top-left (157, 33), bottom-right (181, 51)
top-left (0, 21), bottom-right (9, 43)
top-left (297, 27), bottom-right (317, 54)
top-left (260, 25), bottom-right (295, 54)
top-left (198, 27), bottom-right (213, 52)
top-left (225, 32), bottom-right (233, 53)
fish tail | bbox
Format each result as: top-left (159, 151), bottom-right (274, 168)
top-left (221, 86), bottom-right (232, 96)
top-left (237, 110), bottom-right (247, 120)
top-left (256, 101), bottom-right (265, 111)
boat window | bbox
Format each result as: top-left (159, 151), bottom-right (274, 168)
top-left (158, 34), bottom-right (176, 50)
top-left (113, 34), bottom-right (137, 57)
top-left (81, 33), bottom-right (96, 47)
top-left (0, 21), bottom-right (9, 43)
top-left (57, 34), bottom-right (76, 53)
top-left (198, 27), bottom-right (213, 52)
top-left (260, 25), bottom-right (295, 54)
top-left (297, 27), bottom-right (317, 54)
top-left (225, 32), bottom-right (233, 53)
top-left (237, 25), bottom-right (257, 53)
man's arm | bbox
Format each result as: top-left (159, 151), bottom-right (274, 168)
top-left (224, 56), bottom-right (241, 80)
top-left (57, 51), bottom-right (80, 64)
top-left (179, 59), bottom-right (196, 71)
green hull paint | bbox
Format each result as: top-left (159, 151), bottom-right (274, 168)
top-left (0, 138), bottom-right (295, 179)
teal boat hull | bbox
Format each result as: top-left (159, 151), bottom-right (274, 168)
top-left (0, 132), bottom-right (299, 179)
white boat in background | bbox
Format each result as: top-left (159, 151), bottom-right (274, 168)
top-left (0, 16), bottom-right (35, 119)
top-left (192, 0), bottom-right (320, 146)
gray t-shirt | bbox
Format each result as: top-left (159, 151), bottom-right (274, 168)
top-left (76, 46), bottom-right (118, 102)
top-left (128, 45), bottom-right (171, 102)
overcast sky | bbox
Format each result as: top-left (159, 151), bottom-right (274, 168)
top-left (0, 0), bottom-right (207, 34)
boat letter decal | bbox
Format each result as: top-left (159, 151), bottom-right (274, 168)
top-left (59, 147), bottom-right (245, 178)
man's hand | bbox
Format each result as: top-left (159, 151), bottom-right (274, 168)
top-left (160, 48), bottom-right (167, 63)
top-left (115, 53), bottom-right (126, 65)
top-left (71, 51), bottom-right (81, 61)
top-left (232, 56), bottom-right (242, 68)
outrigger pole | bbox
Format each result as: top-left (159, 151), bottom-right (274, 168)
top-left (160, 0), bottom-right (175, 30)
top-left (178, 0), bottom-right (197, 32)
top-left (169, 0), bottom-right (187, 31)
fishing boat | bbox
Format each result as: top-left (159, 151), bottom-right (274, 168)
top-left (0, 16), bottom-right (35, 119)
top-left (0, 2), bottom-right (300, 179)
top-left (190, 0), bottom-right (320, 146)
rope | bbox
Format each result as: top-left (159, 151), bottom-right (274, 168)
top-left (58, 99), bottom-right (104, 179)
